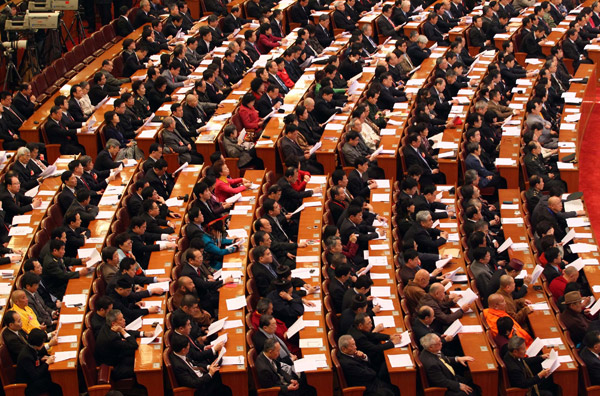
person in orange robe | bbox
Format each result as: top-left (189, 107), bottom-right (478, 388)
top-left (483, 293), bottom-right (533, 346)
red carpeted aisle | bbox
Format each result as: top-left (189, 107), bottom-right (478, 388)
top-left (578, 87), bottom-right (600, 236)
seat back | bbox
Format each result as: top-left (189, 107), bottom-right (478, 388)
top-left (0, 331), bottom-right (18, 384)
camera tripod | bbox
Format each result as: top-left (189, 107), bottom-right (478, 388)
top-left (59, 6), bottom-right (86, 48)
top-left (2, 47), bottom-right (20, 91)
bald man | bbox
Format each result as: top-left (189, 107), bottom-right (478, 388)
top-left (496, 275), bottom-right (532, 328)
top-left (11, 290), bottom-right (44, 334)
top-left (483, 293), bottom-right (533, 345)
top-left (404, 269), bottom-right (429, 314)
top-left (549, 265), bottom-right (579, 301)
top-left (531, 196), bottom-right (583, 242)
top-left (418, 283), bottom-right (470, 333)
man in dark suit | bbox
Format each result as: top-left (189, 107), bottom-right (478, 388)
top-left (347, 313), bottom-right (399, 369)
top-left (337, 334), bottom-right (400, 396)
top-left (419, 333), bottom-right (479, 396)
top-left (15, 328), bottom-right (62, 396)
top-left (42, 240), bottom-right (89, 300)
top-left (315, 15), bottom-right (333, 48)
top-left (57, 171), bottom-right (77, 213)
top-left (333, 2), bottom-right (358, 31)
top-left (520, 26), bottom-right (546, 58)
top-left (134, 1), bottom-right (155, 28)
top-left (404, 211), bottom-right (448, 255)
top-left (469, 16), bottom-right (493, 52)
top-left (339, 205), bottom-right (378, 261)
top-left (12, 83), bottom-right (35, 120)
top-left (244, 30), bottom-right (261, 62)
top-left (407, 35), bottom-right (432, 66)
top-left (46, 107), bottom-right (86, 155)
top-left (503, 336), bottom-right (554, 396)
top-left (328, 265), bottom-right (351, 314)
top-left (169, 333), bottom-right (232, 395)
top-left (255, 338), bottom-right (316, 396)
top-left (144, 159), bottom-right (173, 200)
top-left (276, 169), bottom-right (318, 213)
top-left (2, 310), bottom-right (40, 362)
top-left (256, 85), bottom-right (283, 118)
top-left (65, 189), bottom-right (98, 229)
top-left (205, 0), bottom-right (227, 15)
top-left (0, 174), bottom-right (42, 224)
top-left (95, 308), bottom-right (142, 380)
top-left (250, 246), bottom-right (279, 297)
top-left (402, 133), bottom-right (446, 186)
top-left (423, 13), bottom-right (448, 45)
top-left (94, 142), bottom-right (123, 172)
top-left (581, 331), bottom-right (600, 386)
top-left (378, 5), bottom-right (403, 38)
top-left (222, 6), bottom-right (250, 34)
top-left (291, 0), bottom-right (312, 26)
top-left (531, 196), bottom-right (571, 242)
top-left (562, 28), bottom-right (593, 70)
top-left (180, 247), bottom-right (231, 314)
top-left (123, 48), bottom-right (149, 78)
top-left (115, 13), bottom-right (134, 37)
top-left (252, 314), bottom-right (296, 363)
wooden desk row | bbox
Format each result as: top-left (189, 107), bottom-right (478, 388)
top-left (133, 164), bottom-right (204, 396)
top-left (49, 160), bottom-right (140, 395)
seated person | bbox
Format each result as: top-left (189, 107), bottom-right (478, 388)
top-left (255, 338), bottom-right (316, 396)
top-left (504, 336), bottom-right (555, 396)
top-left (41, 240), bottom-right (90, 300)
top-left (347, 312), bottom-right (401, 370)
top-left (107, 277), bottom-right (160, 324)
top-left (169, 333), bottom-right (233, 396)
top-left (16, 328), bottom-right (62, 396)
top-left (581, 331), bottom-right (600, 385)
top-left (419, 333), bottom-right (479, 396)
top-left (201, 219), bottom-right (239, 270)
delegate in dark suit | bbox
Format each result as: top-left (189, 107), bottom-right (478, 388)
top-left (503, 352), bottom-right (550, 395)
top-left (255, 351), bottom-right (316, 396)
top-left (404, 223), bottom-right (447, 255)
top-left (336, 350), bottom-right (398, 396)
top-left (580, 347), bottom-right (600, 386)
top-left (95, 324), bottom-right (139, 380)
top-left (16, 344), bottom-right (61, 396)
top-left (420, 349), bottom-right (478, 396)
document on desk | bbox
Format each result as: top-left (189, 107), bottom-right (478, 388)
top-left (226, 295), bottom-right (246, 310)
top-left (526, 337), bottom-right (544, 357)
top-left (569, 243), bottom-right (597, 253)
top-left (373, 315), bottom-right (396, 328)
top-left (368, 256), bottom-right (388, 266)
top-left (57, 335), bottom-right (78, 343)
top-left (455, 288), bottom-right (478, 307)
top-left (8, 226), bottom-right (33, 236)
top-left (151, 281), bottom-right (170, 292)
top-left (207, 317), bottom-right (228, 336)
top-left (63, 294), bottom-right (87, 307)
top-left (373, 298), bottom-right (394, 311)
top-left (460, 325), bottom-right (483, 333)
top-left (294, 357), bottom-right (320, 373)
top-left (370, 286), bottom-right (391, 297)
top-left (286, 317), bottom-right (305, 338)
top-left (495, 237), bottom-right (513, 255)
top-left (78, 248), bottom-right (102, 267)
top-left (303, 300), bottom-right (322, 312)
top-left (54, 351), bottom-right (77, 362)
top-left (388, 354), bottom-right (413, 368)
top-left (372, 193), bottom-right (390, 202)
top-left (221, 356), bottom-right (245, 366)
top-left (566, 217), bottom-right (591, 228)
top-left (529, 302), bottom-right (549, 311)
top-left (443, 320), bottom-right (463, 337)
top-left (59, 314), bottom-right (84, 325)
top-left (12, 215), bottom-right (31, 225)
top-left (299, 338), bottom-right (323, 348)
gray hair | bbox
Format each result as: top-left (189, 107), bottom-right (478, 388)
top-left (162, 116), bottom-right (175, 128)
top-left (106, 139), bottom-right (120, 149)
top-left (416, 210), bottom-right (431, 224)
top-left (106, 309), bottom-right (122, 325)
top-left (507, 336), bottom-right (526, 352)
top-left (256, 297), bottom-right (271, 313)
top-left (263, 337), bottom-right (279, 353)
top-left (420, 333), bottom-right (440, 349)
top-left (319, 14), bottom-right (329, 22)
top-left (417, 35), bottom-right (428, 44)
top-left (474, 101), bottom-right (488, 111)
top-left (325, 235), bottom-right (341, 249)
top-left (140, 0), bottom-right (149, 5)
top-left (464, 169), bottom-right (478, 183)
top-left (16, 147), bottom-right (30, 160)
top-left (79, 155), bottom-right (93, 167)
top-left (339, 334), bottom-right (354, 350)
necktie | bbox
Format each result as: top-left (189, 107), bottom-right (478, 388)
top-left (7, 107), bottom-right (23, 123)
top-left (438, 355), bottom-right (455, 376)
top-left (416, 147), bottom-right (432, 171)
top-left (273, 217), bottom-right (289, 240)
top-left (187, 334), bottom-right (201, 350)
top-left (388, 17), bottom-right (396, 28)
top-left (522, 360), bottom-right (541, 396)
top-left (265, 263), bottom-right (277, 278)
top-left (203, 201), bottom-right (214, 214)
top-left (80, 177), bottom-right (90, 189)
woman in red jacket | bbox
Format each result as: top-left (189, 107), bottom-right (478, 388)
top-left (213, 160), bottom-right (251, 202)
top-left (275, 57), bottom-right (295, 88)
top-left (238, 93), bottom-right (262, 131)
top-left (257, 23), bottom-right (282, 54)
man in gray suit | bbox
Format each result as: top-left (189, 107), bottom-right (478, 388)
top-left (162, 61), bottom-right (189, 93)
top-left (185, 37), bottom-right (204, 67)
top-left (22, 272), bottom-right (56, 330)
top-left (161, 117), bottom-right (204, 164)
top-left (100, 60), bottom-right (130, 93)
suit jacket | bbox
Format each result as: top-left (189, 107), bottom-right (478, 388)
top-left (0, 191), bottom-right (33, 225)
top-left (16, 345), bottom-right (53, 396)
top-left (116, 16), bottom-right (134, 37)
top-left (407, 44), bottom-right (431, 66)
top-left (377, 16), bottom-right (400, 38)
top-left (520, 32), bottom-right (545, 58)
top-left (222, 14), bottom-right (248, 34)
top-left (205, 0), bottom-right (227, 14)
top-left (95, 325), bottom-right (139, 367)
top-left (333, 9), bottom-right (356, 31)
top-left (347, 169), bottom-right (371, 199)
top-left (251, 261), bottom-right (278, 297)
top-left (123, 53), bottom-right (145, 78)
top-left (423, 21), bottom-right (445, 44)
top-left (404, 223), bottom-right (446, 255)
top-left (145, 168), bottom-right (174, 200)
top-left (337, 350), bottom-right (386, 393)
top-left (42, 254), bottom-right (80, 299)
top-left (95, 149), bottom-right (122, 172)
top-left (134, 10), bottom-right (154, 29)
top-left (169, 351), bottom-right (216, 390)
top-left (277, 176), bottom-right (313, 214)
top-left (469, 26), bottom-right (488, 49)
top-left (290, 2), bottom-right (311, 25)
top-left (347, 326), bottom-right (392, 368)
top-left (503, 352), bottom-right (545, 390)
top-left (419, 349), bottom-right (462, 392)
top-left (2, 329), bottom-right (29, 362)
top-left (402, 144), bottom-right (437, 177)
top-left (270, 19), bottom-right (284, 38)
top-left (12, 92), bottom-right (34, 119)
top-left (25, 290), bottom-right (53, 327)
top-left (315, 23), bottom-right (333, 48)
top-left (13, 161), bottom-right (39, 193)
top-left (255, 352), bottom-right (296, 391)
top-left (256, 93), bottom-right (281, 118)
top-left (580, 347), bottom-right (600, 385)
